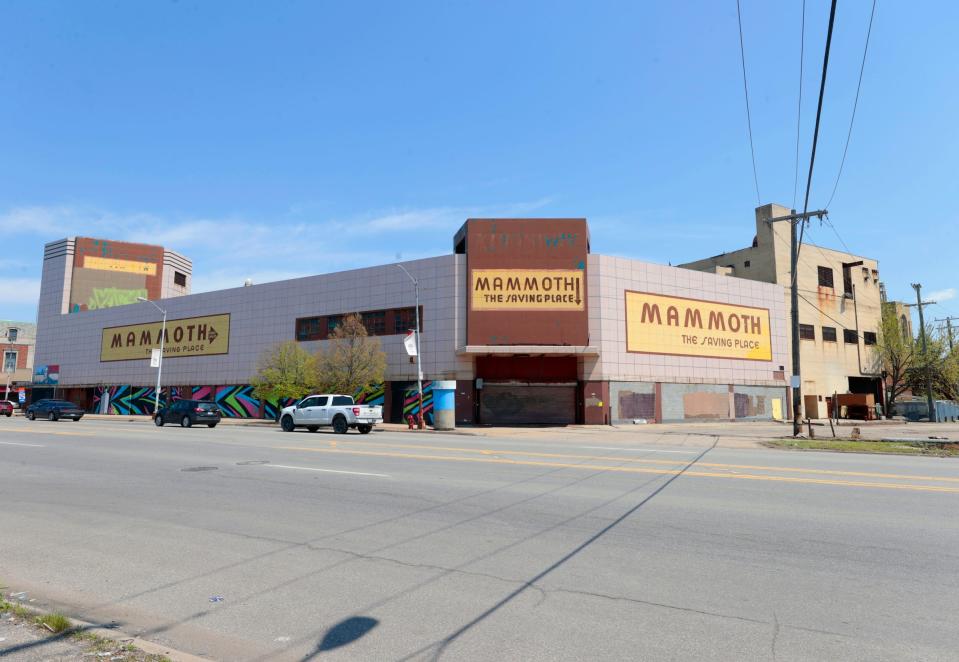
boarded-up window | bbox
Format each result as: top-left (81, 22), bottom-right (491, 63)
top-left (618, 392), bottom-right (655, 420)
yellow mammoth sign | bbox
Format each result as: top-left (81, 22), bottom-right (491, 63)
top-left (101, 314), bottom-right (230, 362)
top-left (471, 269), bottom-right (584, 311)
top-left (625, 292), bottom-right (772, 361)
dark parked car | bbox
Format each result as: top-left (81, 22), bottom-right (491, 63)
top-left (0, 401), bottom-right (13, 417)
top-left (155, 399), bottom-right (221, 428)
top-left (26, 399), bottom-right (84, 421)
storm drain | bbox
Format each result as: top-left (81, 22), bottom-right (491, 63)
top-left (181, 466), bottom-right (219, 472)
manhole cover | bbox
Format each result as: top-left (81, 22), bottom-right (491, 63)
top-left (236, 460), bottom-right (270, 466)
top-left (181, 466), bottom-right (218, 472)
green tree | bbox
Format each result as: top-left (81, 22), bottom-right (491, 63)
top-left (315, 314), bottom-right (387, 395)
top-left (876, 305), bottom-right (915, 415)
top-left (907, 329), bottom-right (959, 401)
top-left (251, 341), bottom-right (318, 403)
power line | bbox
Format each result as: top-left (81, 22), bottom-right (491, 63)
top-left (736, 0), bottom-right (762, 206)
top-left (796, 0), bottom-right (839, 260)
top-left (823, 216), bottom-right (852, 253)
top-left (825, 0), bottom-right (878, 209)
top-left (792, 0), bottom-right (806, 209)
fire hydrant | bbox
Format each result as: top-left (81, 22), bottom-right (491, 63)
top-left (406, 414), bottom-right (416, 430)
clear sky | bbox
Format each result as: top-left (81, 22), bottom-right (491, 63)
top-left (1, 1), bottom-right (956, 326)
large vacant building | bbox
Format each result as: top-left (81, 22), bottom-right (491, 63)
top-left (679, 203), bottom-right (884, 419)
top-left (34, 219), bottom-right (790, 425)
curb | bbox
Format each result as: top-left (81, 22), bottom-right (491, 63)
top-left (2, 598), bottom-right (209, 662)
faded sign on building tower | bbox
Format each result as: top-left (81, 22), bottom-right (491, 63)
top-left (463, 219), bottom-right (589, 346)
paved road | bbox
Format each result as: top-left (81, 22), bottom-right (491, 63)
top-left (1, 417), bottom-right (958, 661)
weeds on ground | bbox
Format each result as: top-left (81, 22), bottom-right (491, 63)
top-left (766, 438), bottom-right (959, 456)
top-left (35, 612), bottom-right (73, 633)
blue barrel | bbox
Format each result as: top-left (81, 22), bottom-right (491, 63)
top-left (432, 380), bottom-right (456, 430)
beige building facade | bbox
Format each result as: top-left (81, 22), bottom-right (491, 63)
top-left (1, 320), bottom-right (36, 401)
top-left (679, 203), bottom-right (884, 418)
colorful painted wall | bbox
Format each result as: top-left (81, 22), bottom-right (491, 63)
top-left (70, 238), bottom-right (165, 313)
top-left (91, 383), bottom-right (390, 419)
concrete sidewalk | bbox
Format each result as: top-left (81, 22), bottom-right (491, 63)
top-left (40, 413), bottom-right (959, 449)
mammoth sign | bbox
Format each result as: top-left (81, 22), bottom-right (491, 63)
top-left (101, 314), bottom-right (230, 362)
top-left (471, 269), bottom-right (584, 311)
top-left (625, 292), bottom-right (772, 361)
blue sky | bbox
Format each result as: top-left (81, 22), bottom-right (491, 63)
top-left (1, 1), bottom-right (956, 325)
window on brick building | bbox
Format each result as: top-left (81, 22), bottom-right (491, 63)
top-left (6, 328), bottom-right (17, 342)
top-left (3, 351), bottom-right (16, 372)
top-left (863, 331), bottom-right (877, 346)
top-left (799, 324), bottom-right (815, 340)
top-left (844, 329), bottom-right (859, 344)
top-left (822, 327), bottom-right (837, 342)
top-left (174, 271), bottom-right (187, 287)
top-left (295, 306), bottom-right (423, 342)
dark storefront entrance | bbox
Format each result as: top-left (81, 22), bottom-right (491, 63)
top-left (475, 355), bottom-right (578, 425)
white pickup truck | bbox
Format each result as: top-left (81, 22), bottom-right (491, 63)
top-left (279, 394), bottom-right (383, 434)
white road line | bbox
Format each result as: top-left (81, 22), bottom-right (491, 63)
top-left (0, 441), bottom-right (46, 447)
top-left (264, 464), bottom-right (390, 478)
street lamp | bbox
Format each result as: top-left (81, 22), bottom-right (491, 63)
top-left (137, 297), bottom-right (167, 415)
top-left (3, 329), bottom-right (13, 404)
top-left (395, 264), bottom-right (424, 429)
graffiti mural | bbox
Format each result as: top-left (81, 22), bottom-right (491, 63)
top-left (70, 237), bottom-right (164, 313)
top-left (403, 381), bottom-right (434, 425)
top-left (93, 385), bottom-right (158, 415)
top-left (263, 396), bottom-right (298, 421)
top-left (354, 383), bottom-right (385, 407)
top-left (213, 385), bottom-right (260, 418)
top-left (87, 287), bottom-right (148, 310)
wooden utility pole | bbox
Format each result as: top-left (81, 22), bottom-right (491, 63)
top-left (934, 317), bottom-right (957, 351)
top-left (909, 284), bottom-right (937, 422)
top-left (767, 209), bottom-right (828, 436)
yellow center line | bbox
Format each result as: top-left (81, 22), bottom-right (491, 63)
top-left (324, 440), bottom-right (959, 484)
top-left (277, 446), bottom-right (959, 494)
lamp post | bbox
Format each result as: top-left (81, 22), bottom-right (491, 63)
top-left (395, 264), bottom-right (424, 429)
top-left (3, 329), bottom-right (13, 403)
top-left (137, 297), bottom-right (167, 415)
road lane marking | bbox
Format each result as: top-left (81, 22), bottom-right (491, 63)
top-left (277, 446), bottom-right (959, 493)
top-left (0, 427), bottom-right (95, 437)
top-left (0, 441), bottom-right (45, 447)
top-left (263, 464), bottom-right (390, 478)
top-left (321, 440), bottom-right (959, 483)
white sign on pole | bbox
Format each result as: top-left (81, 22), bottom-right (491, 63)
top-left (150, 348), bottom-right (162, 368)
top-left (404, 331), bottom-right (417, 356)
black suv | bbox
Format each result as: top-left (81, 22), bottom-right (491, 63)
top-left (26, 399), bottom-right (84, 421)
top-left (155, 400), bottom-right (221, 428)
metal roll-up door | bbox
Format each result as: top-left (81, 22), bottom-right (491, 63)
top-left (479, 384), bottom-right (576, 426)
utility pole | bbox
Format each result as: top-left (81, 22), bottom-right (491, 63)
top-left (934, 317), bottom-right (957, 351)
top-left (768, 208), bottom-right (828, 436)
top-left (909, 284), bottom-right (937, 422)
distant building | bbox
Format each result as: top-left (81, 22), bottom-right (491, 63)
top-left (679, 203), bottom-right (884, 419)
top-left (1, 320), bottom-right (36, 401)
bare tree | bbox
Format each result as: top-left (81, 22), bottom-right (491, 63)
top-left (315, 314), bottom-right (387, 395)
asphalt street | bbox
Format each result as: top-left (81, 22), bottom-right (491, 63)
top-left (1, 417), bottom-right (958, 661)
